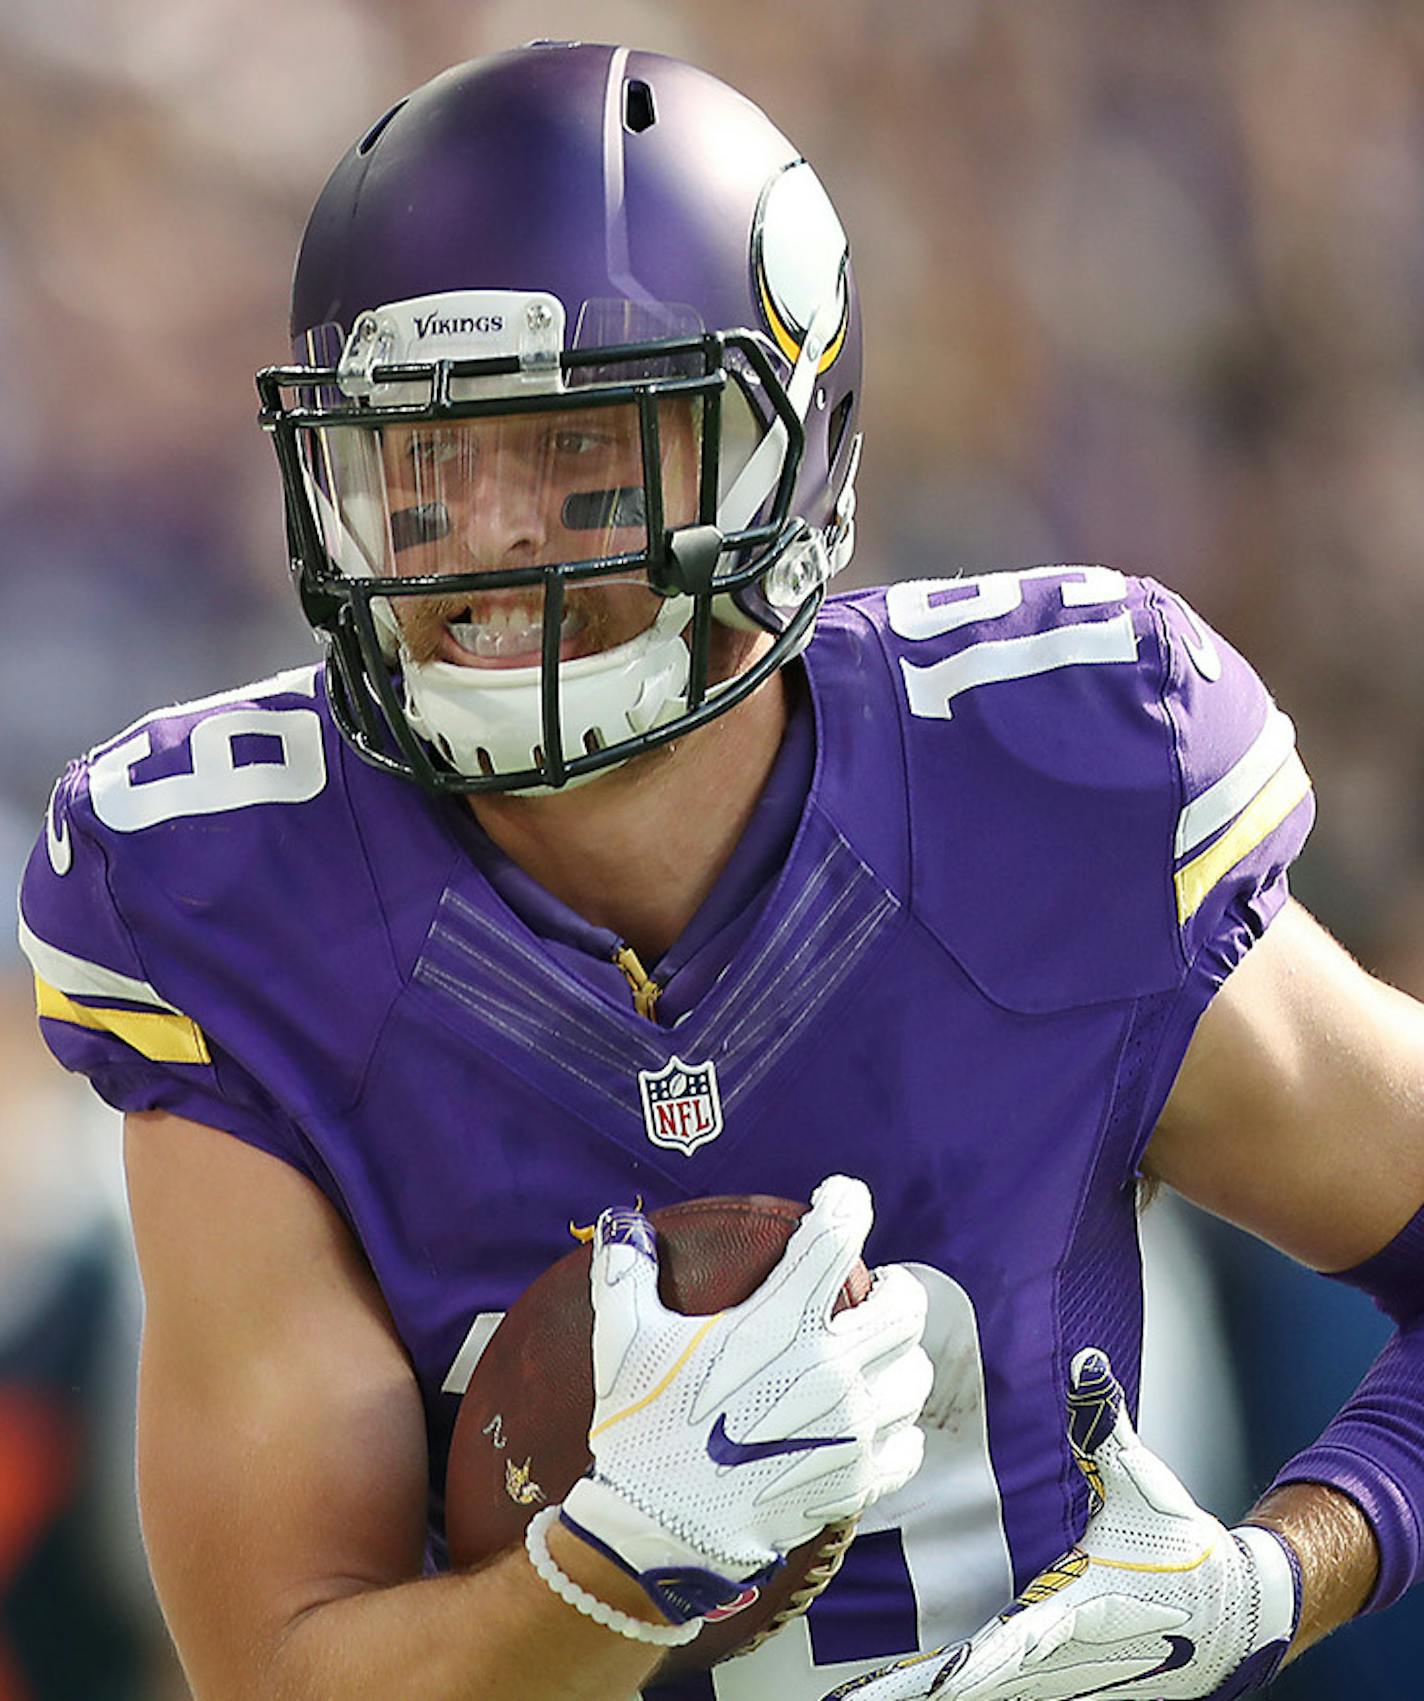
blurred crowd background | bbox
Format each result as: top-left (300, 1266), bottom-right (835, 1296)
top-left (1, 2), bottom-right (1421, 1696)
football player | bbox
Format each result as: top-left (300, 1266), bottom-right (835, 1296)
top-left (17, 43), bottom-right (1424, 1701)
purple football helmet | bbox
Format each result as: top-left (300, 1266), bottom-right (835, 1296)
top-left (258, 43), bottom-right (862, 792)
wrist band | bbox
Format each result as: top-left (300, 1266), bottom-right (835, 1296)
top-left (1233, 1523), bottom-right (1304, 1646)
top-left (524, 1506), bottom-right (703, 1647)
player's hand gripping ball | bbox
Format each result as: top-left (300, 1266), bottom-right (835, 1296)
top-left (446, 1177), bottom-right (932, 1676)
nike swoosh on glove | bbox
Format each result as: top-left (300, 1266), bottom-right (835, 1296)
top-left (821, 1347), bottom-right (1302, 1701)
top-left (561, 1175), bottom-right (933, 1623)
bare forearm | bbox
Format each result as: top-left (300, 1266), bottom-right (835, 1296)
top-left (252, 1538), bottom-right (668, 1701)
top-left (1244, 1482), bottom-right (1379, 1661)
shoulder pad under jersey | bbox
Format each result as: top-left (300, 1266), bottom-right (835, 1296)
top-left (18, 665), bottom-right (405, 1120)
top-left (839, 569), bottom-right (1313, 1012)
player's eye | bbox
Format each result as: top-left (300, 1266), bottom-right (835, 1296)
top-left (408, 430), bottom-right (464, 469)
top-left (550, 427), bottom-right (614, 458)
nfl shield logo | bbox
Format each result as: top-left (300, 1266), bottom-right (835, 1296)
top-left (637, 1056), bottom-right (724, 1157)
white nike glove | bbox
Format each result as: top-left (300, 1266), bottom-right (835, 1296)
top-left (823, 1348), bottom-right (1301, 1701)
top-left (560, 1176), bottom-right (933, 1622)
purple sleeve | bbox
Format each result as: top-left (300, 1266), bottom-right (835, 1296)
top-left (17, 760), bottom-right (318, 1179)
top-left (1268, 1206), bottom-right (1424, 1614)
top-left (1126, 584), bottom-right (1316, 1167)
top-left (1153, 585), bottom-right (1314, 984)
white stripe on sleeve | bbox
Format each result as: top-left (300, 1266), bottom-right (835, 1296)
top-left (1175, 707), bottom-right (1297, 860)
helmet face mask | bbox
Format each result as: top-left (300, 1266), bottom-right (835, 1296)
top-left (259, 46), bottom-right (861, 794)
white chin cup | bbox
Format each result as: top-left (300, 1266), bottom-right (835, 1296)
top-left (400, 595), bottom-right (694, 790)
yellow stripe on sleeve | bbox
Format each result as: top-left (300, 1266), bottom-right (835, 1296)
top-left (34, 977), bottom-right (211, 1065)
top-left (1175, 751), bottom-right (1312, 925)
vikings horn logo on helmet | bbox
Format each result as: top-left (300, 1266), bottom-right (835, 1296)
top-left (754, 159), bottom-right (851, 374)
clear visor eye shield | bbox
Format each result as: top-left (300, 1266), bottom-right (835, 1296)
top-left (257, 290), bottom-right (840, 792)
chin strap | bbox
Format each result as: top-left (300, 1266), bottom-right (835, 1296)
top-left (717, 290), bottom-right (847, 536)
top-left (827, 431), bottom-right (863, 576)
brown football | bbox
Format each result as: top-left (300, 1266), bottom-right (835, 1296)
top-left (445, 1194), bottom-right (870, 1677)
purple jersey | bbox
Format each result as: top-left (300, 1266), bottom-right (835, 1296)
top-left (18, 570), bottom-right (1313, 1700)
